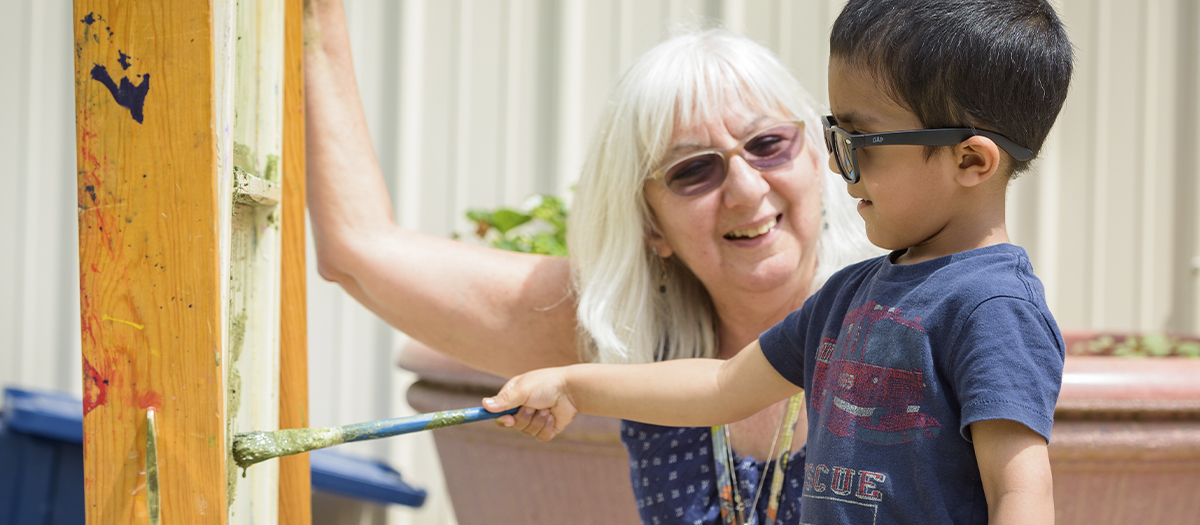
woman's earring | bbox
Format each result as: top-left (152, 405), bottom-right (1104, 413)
top-left (659, 257), bottom-right (669, 294)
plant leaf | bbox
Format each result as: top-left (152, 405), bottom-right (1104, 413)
top-left (491, 209), bottom-right (533, 234)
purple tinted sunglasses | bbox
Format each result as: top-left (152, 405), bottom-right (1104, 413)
top-left (648, 121), bottom-right (806, 197)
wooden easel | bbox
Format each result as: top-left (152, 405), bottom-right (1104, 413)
top-left (73, 1), bottom-right (308, 523)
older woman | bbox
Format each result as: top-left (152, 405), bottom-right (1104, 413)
top-left (305, 1), bottom-right (877, 523)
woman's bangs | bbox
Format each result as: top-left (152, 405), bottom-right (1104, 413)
top-left (674, 51), bottom-right (799, 133)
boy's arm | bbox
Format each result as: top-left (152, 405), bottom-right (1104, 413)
top-left (971, 419), bottom-right (1054, 525)
top-left (483, 340), bottom-right (802, 441)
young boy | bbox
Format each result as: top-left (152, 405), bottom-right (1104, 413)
top-left (485, 0), bottom-right (1072, 522)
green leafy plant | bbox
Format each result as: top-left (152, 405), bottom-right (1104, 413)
top-left (462, 194), bottom-right (568, 257)
top-left (1067, 333), bottom-right (1200, 358)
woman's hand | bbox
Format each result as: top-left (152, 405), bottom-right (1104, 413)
top-left (483, 368), bottom-right (579, 441)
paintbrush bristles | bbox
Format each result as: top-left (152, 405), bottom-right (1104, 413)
top-left (231, 427), bottom-right (345, 470)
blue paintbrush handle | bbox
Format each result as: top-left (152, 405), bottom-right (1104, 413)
top-left (341, 406), bottom-right (521, 443)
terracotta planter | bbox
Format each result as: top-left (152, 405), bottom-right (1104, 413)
top-left (401, 334), bottom-right (1200, 524)
top-left (398, 340), bottom-right (639, 525)
top-left (1051, 332), bottom-right (1200, 524)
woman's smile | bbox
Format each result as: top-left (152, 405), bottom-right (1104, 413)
top-left (723, 213), bottom-right (783, 246)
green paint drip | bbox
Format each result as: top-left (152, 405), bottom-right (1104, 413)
top-left (231, 427), bottom-right (345, 471)
top-left (263, 154), bottom-right (280, 183)
top-left (425, 409), bottom-right (470, 430)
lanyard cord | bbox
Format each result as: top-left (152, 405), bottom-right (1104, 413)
top-left (711, 392), bottom-right (803, 525)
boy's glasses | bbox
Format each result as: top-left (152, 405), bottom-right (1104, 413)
top-left (648, 121), bottom-right (805, 197)
top-left (822, 115), bottom-right (1034, 184)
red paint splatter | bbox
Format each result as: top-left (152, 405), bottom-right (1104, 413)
top-left (82, 359), bottom-right (109, 416)
top-left (137, 390), bottom-right (162, 410)
top-left (78, 285), bottom-right (101, 348)
top-left (76, 110), bottom-right (122, 257)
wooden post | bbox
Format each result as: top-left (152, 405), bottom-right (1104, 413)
top-left (278, 0), bottom-right (311, 522)
top-left (75, 0), bottom-right (306, 523)
top-left (73, 1), bottom-right (227, 523)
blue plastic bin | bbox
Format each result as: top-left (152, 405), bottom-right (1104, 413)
top-left (0, 387), bottom-right (424, 524)
top-left (0, 388), bottom-right (85, 525)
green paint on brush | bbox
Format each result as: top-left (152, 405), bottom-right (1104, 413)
top-left (425, 410), bottom-right (470, 430)
top-left (232, 427), bottom-right (345, 472)
top-left (232, 406), bottom-right (517, 472)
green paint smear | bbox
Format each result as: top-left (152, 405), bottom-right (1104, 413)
top-left (232, 167), bottom-right (258, 206)
top-left (232, 427), bottom-right (345, 471)
top-left (263, 154), bottom-right (280, 183)
top-left (425, 409), bottom-right (470, 430)
top-left (224, 309), bottom-right (247, 509)
top-left (233, 142), bottom-right (254, 172)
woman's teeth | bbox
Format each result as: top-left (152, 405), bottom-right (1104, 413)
top-left (726, 217), bottom-right (777, 239)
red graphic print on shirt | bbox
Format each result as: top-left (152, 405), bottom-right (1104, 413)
top-left (810, 301), bottom-right (942, 445)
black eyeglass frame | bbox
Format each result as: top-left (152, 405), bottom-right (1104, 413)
top-left (822, 115), bottom-right (1034, 184)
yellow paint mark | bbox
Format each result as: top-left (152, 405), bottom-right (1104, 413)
top-left (102, 315), bottom-right (144, 330)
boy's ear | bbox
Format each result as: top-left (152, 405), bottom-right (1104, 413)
top-left (953, 136), bottom-right (1004, 188)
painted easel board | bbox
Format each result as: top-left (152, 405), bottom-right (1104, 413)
top-left (73, 0), bottom-right (308, 523)
top-left (277, 0), bottom-right (311, 522)
top-left (73, 1), bottom-right (226, 522)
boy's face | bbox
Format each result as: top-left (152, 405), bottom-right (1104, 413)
top-left (826, 59), bottom-right (965, 256)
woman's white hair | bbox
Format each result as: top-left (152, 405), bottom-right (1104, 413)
top-left (569, 28), bottom-right (879, 364)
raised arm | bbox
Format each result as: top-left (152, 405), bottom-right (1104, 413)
top-left (484, 341), bottom-right (802, 440)
top-left (304, 0), bottom-right (578, 377)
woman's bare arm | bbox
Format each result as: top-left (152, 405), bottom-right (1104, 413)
top-left (304, 0), bottom-right (578, 377)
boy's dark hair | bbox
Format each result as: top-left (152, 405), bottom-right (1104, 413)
top-left (830, 0), bottom-right (1073, 176)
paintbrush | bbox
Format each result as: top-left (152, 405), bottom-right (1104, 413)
top-left (231, 406), bottom-right (520, 471)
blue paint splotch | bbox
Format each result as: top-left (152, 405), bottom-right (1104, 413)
top-left (80, 13), bottom-right (113, 43)
top-left (90, 65), bottom-right (150, 124)
top-left (118, 51), bottom-right (132, 70)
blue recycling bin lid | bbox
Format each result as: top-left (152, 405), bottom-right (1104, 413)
top-left (1, 387), bottom-right (84, 444)
top-left (309, 448), bottom-right (427, 507)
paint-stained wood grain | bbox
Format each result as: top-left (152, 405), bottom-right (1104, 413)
top-left (73, 1), bottom-right (226, 524)
top-left (278, 0), bottom-right (312, 522)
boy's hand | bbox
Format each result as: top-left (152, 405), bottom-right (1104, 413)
top-left (482, 367), bottom-right (578, 441)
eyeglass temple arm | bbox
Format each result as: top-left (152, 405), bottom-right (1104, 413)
top-left (850, 128), bottom-right (1034, 161)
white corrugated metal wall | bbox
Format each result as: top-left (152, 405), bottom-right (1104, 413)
top-left (1, 1), bottom-right (1197, 523)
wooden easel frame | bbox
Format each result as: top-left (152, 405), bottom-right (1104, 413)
top-left (73, 1), bottom-right (308, 523)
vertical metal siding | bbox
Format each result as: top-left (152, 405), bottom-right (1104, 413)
top-left (0, 0), bottom-right (81, 397)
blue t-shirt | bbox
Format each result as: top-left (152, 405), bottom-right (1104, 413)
top-left (621, 421), bottom-right (805, 525)
top-left (759, 243), bottom-right (1064, 524)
